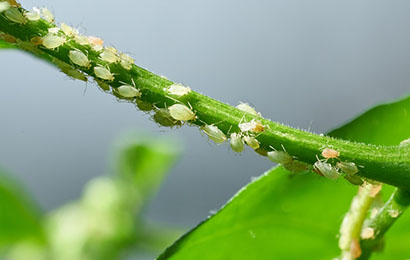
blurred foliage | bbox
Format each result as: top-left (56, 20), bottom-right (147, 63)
top-left (0, 38), bottom-right (15, 49)
top-left (159, 95), bottom-right (410, 260)
top-left (0, 132), bottom-right (183, 260)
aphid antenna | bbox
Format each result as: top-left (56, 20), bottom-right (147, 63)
top-left (281, 144), bottom-right (287, 152)
top-left (226, 125), bottom-right (233, 135)
top-left (82, 82), bottom-right (88, 96)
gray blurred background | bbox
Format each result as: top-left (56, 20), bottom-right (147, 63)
top-left (1, 0), bottom-right (410, 256)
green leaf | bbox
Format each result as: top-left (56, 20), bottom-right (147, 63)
top-left (0, 169), bottom-right (44, 248)
top-left (112, 132), bottom-right (181, 201)
top-left (158, 95), bottom-right (410, 260)
top-left (0, 39), bottom-right (16, 49)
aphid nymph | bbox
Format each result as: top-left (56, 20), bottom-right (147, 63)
top-left (230, 133), bottom-right (244, 153)
top-left (166, 83), bottom-right (191, 97)
top-left (168, 104), bottom-right (196, 121)
top-left (69, 50), bottom-right (91, 68)
top-left (42, 35), bottom-right (66, 49)
top-left (94, 66), bottom-right (114, 81)
top-left (267, 150), bottom-right (293, 165)
top-left (116, 85), bottom-right (141, 98)
top-left (314, 161), bottom-right (340, 179)
top-left (243, 136), bottom-right (260, 149)
top-left (337, 161), bottom-right (358, 176)
top-left (236, 102), bottom-right (261, 116)
top-left (40, 7), bottom-right (54, 23)
top-left (321, 148), bottom-right (340, 159)
top-left (201, 124), bottom-right (226, 144)
top-left (4, 7), bottom-right (26, 24)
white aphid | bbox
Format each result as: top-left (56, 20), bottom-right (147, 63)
top-left (119, 53), bottom-right (134, 70)
top-left (166, 83), bottom-right (191, 97)
top-left (201, 125), bottom-right (226, 144)
top-left (360, 227), bottom-right (375, 240)
top-left (60, 23), bottom-right (78, 37)
top-left (168, 104), bottom-right (196, 121)
top-left (4, 7), bottom-right (26, 24)
top-left (238, 119), bottom-right (264, 133)
top-left (40, 7), bottom-right (54, 23)
top-left (388, 209), bottom-right (400, 218)
top-left (116, 85), bottom-right (141, 98)
top-left (243, 136), bottom-right (260, 149)
top-left (100, 48), bottom-right (119, 63)
top-left (88, 36), bottom-right (104, 51)
top-left (69, 50), bottom-right (90, 68)
top-left (314, 161), bottom-right (340, 179)
top-left (94, 66), bottom-right (114, 81)
top-left (399, 138), bottom-right (410, 147)
top-left (48, 27), bottom-right (60, 34)
top-left (267, 150), bottom-right (293, 164)
top-left (0, 2), bottom-right (11, 13)
top-left (236, 102), bottom-right (260, 116)
top-left (230, 133), bottom-right (244, 153)
top-left (24, 7), bottom-right (40, 21)
top-left (74, 35), bottom-right (89, 45)
top-left (42, 35), bottom-right (66, 49)
top-left (337, 161), bottom-right (359, 176)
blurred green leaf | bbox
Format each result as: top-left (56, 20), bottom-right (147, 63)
top-left (113, 132), bottom-right (181, 201)
top-left (0, 39), bottom-right (15, 49)
top-left (159, 95), bottom-right (410, 260)
top-left (0, 169), bottom-right (43, 247)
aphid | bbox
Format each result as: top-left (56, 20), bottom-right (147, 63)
top-left (100, 48), bottom-right (119, 63)
top-left (30, 36), bottom-right (43, 46)
top-left (399, 138), bottom-right (410, 147)
top-left (0, 2), bottom-right (11, 12)
top-left (166, 83), bottom-right (191, 97)
top-left (168, 104), bottom-right (196, 121)
top-left (119, 53), bottom-right (134, 70)
top-left (40, 7), bottom-right (54, 23)
top-left (283, 160), bottom-right (310, 174)
top-left (337, 161), bottom-right (359, 176)
top-left (42, 35), bottom-right (66, 49)
top-left (136, 99), bottom-right (153, 112)
top-left (94, 66), bottom-right (114, 81)
top-left (4, 7), bottom-right (26, 24)
top-left (238, 119), bottom-right (265, 133)
top-left (24, 7), bottom-right (40, 21)
top-left (236, 102), bottom-right (260, 116)
top-left (0, 33), bottom-right (16, 43)
top-left (388, 209), bottom-right (400, 218)
top-left (60, 23), bottom-right (78, 37)
top-left (74, 35), bottom-right (90, 45)
top-left (69, 50), bottom-right (90, 68)
top-left (243, 136), bottom-right (260, 149)
top-left (344, 174), bottom-right (363, 186)
top-left (88, 36), bottom-right (104, 51)
top-left (360, 227), bottom-right (375, 240)
top-left (313, 161), bottom-right (340, 179)
top-left (230, 133), bottom-right (244, 153)
top-left (321, 148), bottom-right (339, 159)
top-left (350, 239), bottom-right (362, 259)
top-left (95, 79), bottom-right (110, 92)
top-left (116, 85), bottom-right (141, 98)
top-left (153, 108), bottom-right (181, 127)
top-left (201, 125), bottom-right (226, 144)
top-left (267, 150), bottom-right (293, 164)
top-left (48, 27), bottom-right (60, 34)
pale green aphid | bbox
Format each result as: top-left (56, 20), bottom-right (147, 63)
top-left (153, 108), bottom-right (181, 127)
top-left (24, 7), bottom-right (40, 21)
top-left (201, 125), bottom-right (226, 144)
top-left (116, 85), bottom-right (141, 98)
top-left (230, 133), bottom-right (244, 153)
top-left (40, 7), bottom-right (54, 23)
top-left (244, 136), bottom-right (260, 149)
top-left (236, 102), bottom-right (261, 116)
top-left (119, 53), bottom-right (134, 70)
top-left (314, 161), bottom-right (340, 180)
top-left (168, 104), bottom-right (196, 121)
top-left (267, 150), bottom-right (293, 164)
top-left (337, 161), bottom-right (359, 176)
top-left (0, 2), bottom-right (11, 13)
top-left (283, 160), bottom-right (310, 174)
top-left (74, 35), bottom-right (90, 45)
top-left (399, 138), bottom-right (410, 147)
top-left (4, 7), bottom-right (27, 24)
top-left (344, 174), bottom-right (363, 186)
top-left (94, 66), bottom-right (114, 81)
top-left (69, 50), bottom-right (90, 68)
top-left (42, 35), bottom-right (66, 49)
top-left (60, 23), bottom-right (78, 37)
top-left (100, 48), bottom-right (120, 63)
top-left (48, 27), bottom-right (60, 34)
top-left (166, 83), bottom-right (191, 97)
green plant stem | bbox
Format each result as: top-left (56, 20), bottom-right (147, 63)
top-left (0, 5), bottom-right (410, 187)
top-left (358, 188), bottom-right (410, 259)
top-left (338, 184), bottom-right (376, 260)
